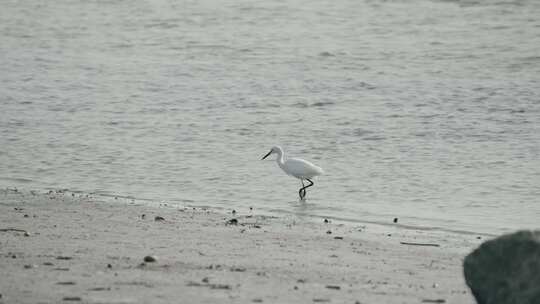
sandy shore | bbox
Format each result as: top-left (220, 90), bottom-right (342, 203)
top-left (0, 189), bottom-right (483, 304)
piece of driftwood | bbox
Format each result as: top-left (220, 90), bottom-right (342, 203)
top-left (0, 228), bottom-right (27, 233)
top-left (400, 241), bottom-right (440, 247)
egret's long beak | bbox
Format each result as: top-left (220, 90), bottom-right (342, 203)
top-left (261, 150), bottom-right (272, 160)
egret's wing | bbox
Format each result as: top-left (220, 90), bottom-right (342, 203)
top-left (284, 158), bottom-right (324, 178)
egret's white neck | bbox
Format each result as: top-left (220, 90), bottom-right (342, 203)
top-left (275, 148), bottom-right (285, 169)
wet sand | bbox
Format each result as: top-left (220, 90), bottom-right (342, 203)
top-left (0, 189), bottom-right (482, 303)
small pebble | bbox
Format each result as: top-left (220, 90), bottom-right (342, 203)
top-left (143, 255), bottom-right (157, 263)
top-left (141, 214), bottom-right (146, 219)
top-left (334, 236), bottom-right (343, 240)
top-left (107, 263), bottom-right (112, 269)
top-left (326, 230), bottom-right (332, 234)
top-left (293, 286), bottom-right (298, 290)
top-left (393, 218), bottom-right (398, 223)
top-left (324, 218), bottom-right (329, 223)
top-left (202, 277), bottom-right (209, 283)
top-left (62, 296), bottom-right (82, 301)
top-left (24, 264), bottom-right (36, 269)
top-left (24, 232), bottom-right (30, 237)
top-left (154, 216), bottom-right (165, 221)
top-left (232, 209), bottom-right (236, 215)
top-left (325, 285), bottom-right (341, 290)
top-left (23, 214), bottom-right (29, 218)
top-left (226, 218), bottom-right (238, 225)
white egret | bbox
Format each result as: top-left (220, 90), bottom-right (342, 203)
top-left (261, 146), bottom-right (324, 199)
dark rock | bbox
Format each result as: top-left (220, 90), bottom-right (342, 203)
top-left (24, 232), bottom-right (30, 237)
top-left (62, 296), bottom-right (82, 301)
top-left (107, 263), bottom-right (112, 269)
top-left (88, 287), bottom-right (110, 291)
top-left (464, 230), bottom-right (540, 304)
top-left (57, 281), bottom-right (76, 285)
top-left (226, 218), bottom-right (238, 225)
top-left (56, 256), bottom-right (73, 260)
top-left (143, 255), bottom-right (157, 263)
top-left (324, 218), bottom-right (329, 223)
top-left (326, 230), bottom-right (332, 234)
top-left (24, 264), bottom-right (36, 269)
top-left (393, 218), bottom-right (398, 223)
top-left (334, 236), bottom-right (343, 240)
top-left (325, 285), bottom-right (341, 290)
top-left (202, 277), bottom-right (209, 283)
top-left (154, 216), bottom-right (164, 221)
top-left (232, 209), bottom-right (236, 215)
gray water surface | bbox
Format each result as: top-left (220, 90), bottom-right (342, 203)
top-left (1, 0), bottom-right (539, 234)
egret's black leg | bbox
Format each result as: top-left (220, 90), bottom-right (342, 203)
top-left (299, 180), bottom-right (306, 199)
top-left (299, 179), bottom-right (314, 199)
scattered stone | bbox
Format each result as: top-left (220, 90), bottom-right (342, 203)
top-left (297, 279), bottom-right (306, 283)
top-left (393, 218), bottom-right (398, 223)
top-left (43, 262), bottom-right (54, 266)
top-left (253, 225), bottom-right (261, 229)
top-left (53, 267), bottom-right (70, 271)
top-left (11, 254), bottom-right (16, 259)
top-left (230, 267), bottom-right (246, 272)
top-left (464, 230), bottom-right (540, 304)
top-left (24, 264), bottom-right (36, 269)
top-left (249, 207), bottom-right (253, 211)
top-left (202, 277), bottom-right (209, 283)
top-left (209, 283), bottom-right (231, 290)
top-left (313, 299), bottom-right (330, 303)
top-left (143, 255), bottom-right (157, 263)
top-left (57, 281), bottom-right (76, 285)
top-left (226, 218), bottom-right (238, 225)
top-left (232, 209), bottom-right (236, 215)
top-left (324, 218), bottom-right (329, 223)
top-left (334, 236), bottom-right (343, 240)
top-left (476, 236), bottom-right (482, 239)
top-left (24, 232), bottom-right (30, 237)
top-left (325, 285), bottom-right (341, 290)
top-left (141, 214), bottom-right (146, 219)
top-left (422, 300), bottom-right (445, 303)
top-left (293, 286), bottom-right (298, 290)
top-left (252, 299), bottom-right (262, 303)
top-left (62, 296), bottom-right (82, 301)
top-left (23, 214), bottom-right (29, 218)
top-left (88, 287), bottom-right (110, 291)
top-left (56, 256), bottom-right (73, 260)
top-left (154, 216), bottom-right (165, 221)
top-left (107, 263), bottom-right (112, 269)
top-left (326, 230), bottom-right (332, 234)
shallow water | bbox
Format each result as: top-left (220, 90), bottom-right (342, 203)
top-left (1, 0), bottom-right (539, 234)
